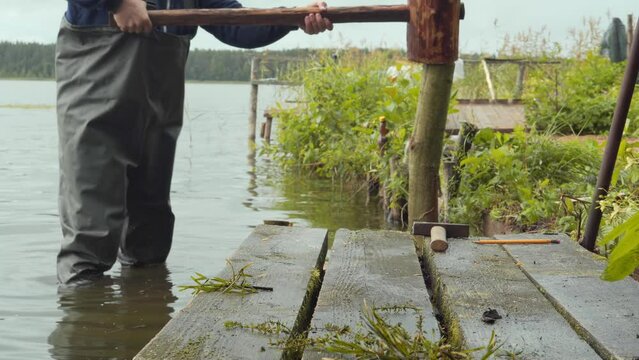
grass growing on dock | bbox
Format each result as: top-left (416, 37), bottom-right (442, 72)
top-left (317, 304), bottom-right (501, 359)
top-left (225, 302), bottom-right (503, 359)
top-left (179, 261), bottom-right (271, 295)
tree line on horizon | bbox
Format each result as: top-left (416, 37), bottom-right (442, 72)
top-left (0, 41), bottom-right (314, 81)
top-left (0, 41), bottom-right (404, 82)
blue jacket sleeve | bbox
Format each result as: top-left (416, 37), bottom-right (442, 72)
top-left (67, 0), bottom-right (121, 11)
top-left (199, 0), bottom-right (297, 49)
top-left (67, 0), bottom-right (103, 7)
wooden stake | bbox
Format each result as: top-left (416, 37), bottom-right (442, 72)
top-left (408, 63), bottom-right (455, 226)
top-left (248, 57), bottom-right (260, 144)
top-left (406, 0), bottom-right (460, 228)
top-left (482, 59), bottom-right (496, 102)
top-left (515, 63), bottom-right (526, 99)
top-left (264, 114), bottom-right (273, 144)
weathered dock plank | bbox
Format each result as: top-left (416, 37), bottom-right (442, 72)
top-left (446, 100), bottom-right (525, 133)
top-left (304, 229), bottom-right (439, 359)
top-left (426, 237), bottom-right (600, 359)
top-left (499, 234), bottom-right (639, 360)
top-left (135, 225), bottom-right (328, 360)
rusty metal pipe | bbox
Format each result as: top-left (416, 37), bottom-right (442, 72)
top-left (582, 20), bottom-right (639, 251)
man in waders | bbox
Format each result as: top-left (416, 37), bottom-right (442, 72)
top-left (56, 0), bottom-right (332, 285)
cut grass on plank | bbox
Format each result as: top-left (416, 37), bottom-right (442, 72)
top-left (179, 261), bottom-right (273, 295)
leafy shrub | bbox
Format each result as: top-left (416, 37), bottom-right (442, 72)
top-left (524, 52), bottom-right (639, 134)
top-left (601, 211), bottom-right (639, 281)
top-left (448, 128), bottom-right (601, 233)
top-left (268, 50), bottom-right (429, 213)
top-left (269, 50), bottom-right (397, 180)
top-left (599, 140), bottom-right (639, 235)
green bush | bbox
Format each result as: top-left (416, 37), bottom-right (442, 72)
top-left (524, 52), bottom-right (639, 134)
top-left (270, 50), bottom-right (395, 180)
top-left (601, 211), bottom-right (639, 281)
top-left (448, 128), bottom-right (601, 234)
top-left (599, 140), bottom-right (639, 234)
top-left (268, 50), bottom-right (425, 212)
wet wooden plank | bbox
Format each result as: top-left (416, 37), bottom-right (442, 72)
top-left (304, 229), bottom-right (439, 359)
top-left (426, 237), bottom-right (600, 359)
top-left (135, 225), bottom-right (328, 360)
top-left (499, 234), bottom-right (639, 360)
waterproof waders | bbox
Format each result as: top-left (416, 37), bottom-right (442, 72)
top-left (56, 19), bottom-right (191, 284)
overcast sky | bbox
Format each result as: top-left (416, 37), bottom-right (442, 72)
top-left (0, 1), bottom-right (635, 53)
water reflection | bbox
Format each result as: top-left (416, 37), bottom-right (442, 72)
top-left (270, 174), bottom-right (389, 232)
top-left (48, 266), bottom-right (176, 360)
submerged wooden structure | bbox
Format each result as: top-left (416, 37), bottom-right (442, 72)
top-left (136, 225), bottom-right (639, 359)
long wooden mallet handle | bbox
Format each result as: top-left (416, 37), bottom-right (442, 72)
top-left (114, 1), bottom-right (462, 65)
top-left (147, 6), bottom-right (410, 26)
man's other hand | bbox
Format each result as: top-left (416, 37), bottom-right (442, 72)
top-left (113, 0), bottom-right (153, 34)
top-left (300, 2), bottom-right (334, 35)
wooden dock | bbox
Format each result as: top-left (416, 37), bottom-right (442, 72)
top-left (136, 226), bottom-right (639, 359)
top-left (135, 225), bottom-right (329, 359)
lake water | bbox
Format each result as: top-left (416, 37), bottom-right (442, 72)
top-left (0, 80), bottom-right (385, 359)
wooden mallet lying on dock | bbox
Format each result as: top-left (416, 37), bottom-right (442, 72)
top-left (137, 1), bottom-right (463, 65)
top-left (412, 222), bottom-right (470, 252)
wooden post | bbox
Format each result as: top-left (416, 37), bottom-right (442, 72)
top-left (515, 63), bottom-right (526, 99)
top-left (264, 113), bottom-right (273, 144)
top-left (407, 0), bottom-right (460, 227)
top-left (482, 59), bottom-right (497, 101)
top-left (408, 64), bottom-right (455, 225)
top-left (249, 57), bottom-right (260, 144)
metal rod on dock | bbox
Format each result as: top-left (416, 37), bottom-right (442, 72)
top-left (582, 20), bottom-right (639, 252)
top-left (147, 6), bottom-right (410, 26)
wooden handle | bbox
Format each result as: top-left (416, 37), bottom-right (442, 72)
top-left (473, 239), bottom-right (561, 245)
top-left (146, 6), bottom-right (409, 27)
top-left (430, 226), bottom-right (449, 252)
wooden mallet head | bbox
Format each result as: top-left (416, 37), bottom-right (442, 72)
top-left (407, 0), bottom-right (463, 64)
